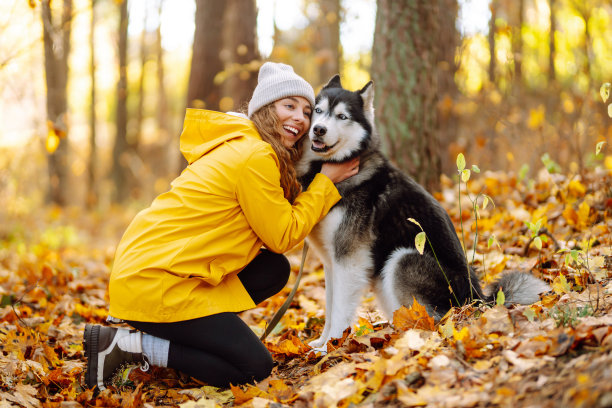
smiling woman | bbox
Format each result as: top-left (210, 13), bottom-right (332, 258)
top-left (82, 61), bottom-right (360, 391)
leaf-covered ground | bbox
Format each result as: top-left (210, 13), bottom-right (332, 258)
top-left (0, 163), bottom-right (611, 407)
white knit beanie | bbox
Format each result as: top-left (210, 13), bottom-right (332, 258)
top-left (247, 62), bottom-right (315, 118)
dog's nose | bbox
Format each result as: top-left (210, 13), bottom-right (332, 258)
top-left (313, 124), bottom-right (327, 137)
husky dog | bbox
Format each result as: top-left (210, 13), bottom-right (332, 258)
top-left (296, 76), bottom-right (550, 350)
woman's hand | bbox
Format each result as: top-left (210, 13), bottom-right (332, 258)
top-left (320, 157), bottom-right (360, 183)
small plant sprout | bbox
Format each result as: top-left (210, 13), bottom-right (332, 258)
top-left (455, 153), bottom-right (493, 300)
top-left (408, 218), bottom-right (460, 305)
top-left (526, 219), bottom-right (548, 251)
top-left (496, 288), bottom-right (505, 306)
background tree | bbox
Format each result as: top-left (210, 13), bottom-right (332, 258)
top-left (489, 0), bottom-right (497, 84)
top-left (185, 0), bottom-right (225, 110)
top-left (436, 0), bottom-right (459, 175)
top-left (111, 0), bottom-right (129, 202)
top-left (548, 0), bottom-right (556, 83)
top-left (371, 0), bottom-right (441, 191)
top-left (221, 0), bottom-right (260, 112)
top-left (314, 0), bottom-right (341, 85)
top-left (87, 0), bottom-right (97, 209)
top-left (41, 0), bottom-right (73, 206)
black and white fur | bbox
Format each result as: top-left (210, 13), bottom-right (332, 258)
top-left (296, 76), bottom-right (550, 350)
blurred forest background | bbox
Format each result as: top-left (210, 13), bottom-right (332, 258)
top-left (0, 0), bottom-right (610, 214)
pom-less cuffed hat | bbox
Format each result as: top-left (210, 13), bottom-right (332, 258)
top-left (247, 62), bottom-right (315, 118)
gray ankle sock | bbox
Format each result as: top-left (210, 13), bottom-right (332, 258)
top-left (141, 334), bottom-right (170, 367)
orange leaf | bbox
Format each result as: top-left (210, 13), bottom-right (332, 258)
top-left (266, 334), bottom-right (311, 356)
top-left (231, 384), bottom-right (270, 405)
top-left (392, 299), bottom-right (435, 331)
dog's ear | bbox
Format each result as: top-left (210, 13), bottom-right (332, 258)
top-left (359, 81), bottom-right (374, 110)
top-left (323, 74), bottom-right (342, 89)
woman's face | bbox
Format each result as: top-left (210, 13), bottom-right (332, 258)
top-left (273, 97), bottom-right (312, 148)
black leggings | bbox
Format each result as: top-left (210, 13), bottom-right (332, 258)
top-left (127, 249), bottom-right (290, 387)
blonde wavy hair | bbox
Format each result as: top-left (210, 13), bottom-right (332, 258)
top-left (249, 103), bottom-right (305, 203)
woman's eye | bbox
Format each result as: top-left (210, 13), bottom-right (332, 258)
top-left (314, 108), bottom-right (322, 114)
top-left (338, 113), bottom-right (348, 120)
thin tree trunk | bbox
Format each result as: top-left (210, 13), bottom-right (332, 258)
top-left (548, 0), bottom-right (556, 83)
top-left (156, 0), bottom-right (172, 177)
top-left (134, 3), bottom-right (148, 153)
top-left (87, 0), bottom-right (97, 209)
top-left (41, 0), bottom-right (73, 206)
top-left (514, 0), bottom-right (524, 85)
top-left (488, 0), bottom-right (497, 84)
top-left (372, 0), bottom-right (441, 191)
top-left (112, 0), bottom-right (130, 202)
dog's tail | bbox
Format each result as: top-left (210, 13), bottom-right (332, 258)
top-left (484, 271), bottom-right (551, 305)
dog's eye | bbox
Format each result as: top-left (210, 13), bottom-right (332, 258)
top-left (337, 113), bottom-right (348, 120)
top-left (314, 108), bottom-right (322, 114)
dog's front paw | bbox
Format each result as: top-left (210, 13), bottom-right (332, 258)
top-left (308, 337), bottom-right (326, 349)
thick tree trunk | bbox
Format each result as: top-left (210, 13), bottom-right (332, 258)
top-left (372, 0), bottom-right (441, 191)
top-left (186, 0), bottom-right (226, 110)
top-left (315, 0), bottom-right (341, 85)
top-left (41, 0), bottom-right (73, 206)
top-left (112, 0), bottom-right (130, 202)
top-left (222, 0), bottom-right (260, 112)
top-left (437, 0), bottom-right (459, 176)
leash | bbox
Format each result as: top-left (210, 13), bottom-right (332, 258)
top-left (260, 241), bottom-right (309, 341)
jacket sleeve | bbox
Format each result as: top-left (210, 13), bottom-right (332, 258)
top-left (235, 147), bottom-right (341, 253)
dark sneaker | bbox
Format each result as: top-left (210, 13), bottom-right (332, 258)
top-left (83, 324), bottom-right (149, 390)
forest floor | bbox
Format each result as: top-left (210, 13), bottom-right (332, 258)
top-left (0, 160), bottom-right (611, 407)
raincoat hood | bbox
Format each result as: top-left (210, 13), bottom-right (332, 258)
top-left (180, 109), bottom-right (258, 164)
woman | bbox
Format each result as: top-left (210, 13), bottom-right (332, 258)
top-left (83, 62), bottom-right (359, 390)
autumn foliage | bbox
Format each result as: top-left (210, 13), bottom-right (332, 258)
top-left (1, 155), bottom-right (611, 407)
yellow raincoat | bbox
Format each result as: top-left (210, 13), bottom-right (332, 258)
top-left (109, 109), bottom-right (341, 322)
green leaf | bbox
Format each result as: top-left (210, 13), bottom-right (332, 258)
top-left (415, 231), bottom-right (426, 255)
top-left (482, 196), bottom-right (489, 210)
top-left (471, 164), bottom-right (480, 173)
top-left (608, 103), bottom-right (612, 119)
top-left (523, 307), bottom-right (536, 322)
top-left (596, 141), bottom-right (606, 155)
top-left (456, 153), bottom-right (466, 172)
top-left (0, 294), bottom-right (14, 307)
top-left (534, 236), bottom-right (542, 250)
top-left (600, 83), bottom-right (611, 103)
top-left (496, 288), bottom-right (505, 306)
top-left (461, 169), bottom-right (471, 182)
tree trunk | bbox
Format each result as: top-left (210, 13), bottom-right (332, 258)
top-left (315, 0), bottom-right (341, 85)
top-left (437, 0), bottom-right (459, 176)
top-left (41, 0), bottom-right (73, 206)
top-left (186, 0), bottom-right (226, 110)
top-left (488, 0), bottom-right (497, 84)
top-left (548, 0), bottom-right (556, 83)
top-left (513, 0), bottom-right (524, 85)
top-left (156, 0), bottom-right (172, 176)
top-left (134, 3), bottom-right (148, 153)
top-left (87, 0), bottom-right (97, 209)
top-left (372, 0), bottom-right (441, 191)
top-left (112, 0), bottom-right (130, 202)
top-left (222, 0), bottom-right (260, 112)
